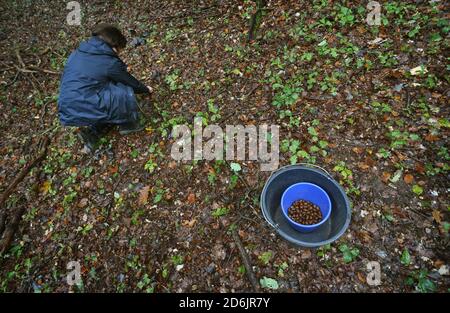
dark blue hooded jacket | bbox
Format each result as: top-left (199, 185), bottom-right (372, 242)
top-left (58, 36), bottom-right (149, 126)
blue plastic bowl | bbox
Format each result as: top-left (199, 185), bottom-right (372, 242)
top-left (281, 182), bottom-right (332, 233)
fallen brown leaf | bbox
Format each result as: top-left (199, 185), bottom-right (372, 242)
top-left (352, 147), bottom-right (364, 154)
top-left (138, 186), bottom-right (150, 206)
top-left (434, 259), bottom-right (445, 268)
top-left (365, 156), bottom-right (376, 167)
top-left (358, 162), bottom-right (370, 171)
top-left (381, 172), bottom-right (391, 183)
top-left (392, 207), bottom-right (407, 218)
top-left (432, 210), bottom-right (442, 224)
top-left (357, 230), bottom-right (372, 243)
top-left (404, 174), bottom-right (414, 184)
top-left (40, 180), bottom-right (51, 194)
top-left (182, 219), bottom-right (197, 228)
top-left (395, 151), bottom-right (407, 161)
top-left (301, 250), bottom-right (312, 259)
top-left (187, 193), bottom-right (196, 204)
top-left (109, 165), bottom-right (119, 174)
top-left (78, 198), bottom-right (88, 208)
top-left (415, 163), bottom-right (425, 174)
top-left (357, 272), bottom-right (366, 283)
top-left (425, 134), bottom-right (439, 142)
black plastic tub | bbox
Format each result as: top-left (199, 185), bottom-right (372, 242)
top-left (260, 164), bottom-right (351, 248)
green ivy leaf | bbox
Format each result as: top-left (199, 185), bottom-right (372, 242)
top-left (289, 140), bottom-right (300, 154)
top-left (417, 276), bottom-right (436, 293)
top-left (390, 169), bottom-right (403, 183)
top-left (260, 277), bottom-right (279, 290)
top-left (342, 251), bottom-right (353, 263)
top-left (339, 244), bottom-right (359, 263)
top-left (412, 185), bottom-right (423, 196)
top-left (258, 251), bottom-right (273, 265)
top-left (318, 140), bottom-right (328, 149)
top-left (153, 193), bottom-right (163, 204)
top-left (230, 162), bottom-right (242, 172)
top-left (212, 207), bottom-right (229, 218)
top-left (442, 222), bottom-right (450, 232)
top-left (401, 248), bottom-right (411, 266)
top-left (289, 155), bottom-right (298, 165)
top-left (308, 127), bottom-right (318, 137)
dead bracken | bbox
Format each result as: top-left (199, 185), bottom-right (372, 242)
top-left (288, 200), bottom-right (323, 225)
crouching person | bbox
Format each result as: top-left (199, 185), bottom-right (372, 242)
top-left (57, 24), bottom-right (151, 152)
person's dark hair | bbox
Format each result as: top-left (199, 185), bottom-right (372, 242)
top-left (92, 24), bottom-right (127, 49)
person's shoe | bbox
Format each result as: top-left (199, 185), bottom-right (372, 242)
top-left (77, 128), bottom-right (100, 153)
top-left (92, 124), bottom-right (115, 136)
top-left (119, 121), bottom-right (145, 135)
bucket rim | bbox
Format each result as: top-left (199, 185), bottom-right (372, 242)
top-left (260, 164), bottom-right (352, 248)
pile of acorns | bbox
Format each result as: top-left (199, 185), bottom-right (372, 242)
top-left (288, 199), bottom-right (323, 225)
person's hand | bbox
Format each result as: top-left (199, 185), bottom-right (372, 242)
top-left (146, 85), bottom-right (153, 94)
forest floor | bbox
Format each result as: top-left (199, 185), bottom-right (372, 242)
top-left (0, 0), bottom-right (448, 292)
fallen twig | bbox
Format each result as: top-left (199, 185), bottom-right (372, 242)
top-left (40, 47), bottom-right (51, 56)
top-left (0, 206), bottom-right (26, 255)
top-left (14, 65), bottom-right (38, 74)
top-left (0, 213), bottom-right (5, 237)
top-left (5, 71), bottom-right (20, 87)
top-left (102, 168), bottom-right (128, 222)
top-left (15, 49), bottom-right (26, 69)
top-left (0, 136), bottom-right (49, 209)
top-left (39, 99), bottom-right (57, 129)
top-left (28, 66), bottom-right (59, 75)
top-left (0, 136), bottom-right (50, 254)
top-left (13, 64), bottom-right (38, 91)
top-left (231, 227), bottom-right (260, 292)
top-left (248, 0), bottom-right (267, 42)
top-left (239, 83), bottom-right (260, 101)
top-left (12, 49), bottom-right (59, 90)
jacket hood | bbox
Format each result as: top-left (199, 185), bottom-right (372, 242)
top-left (78, 36), bottom-right (118, 57)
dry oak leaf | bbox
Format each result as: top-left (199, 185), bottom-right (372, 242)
top-left (415, 163), bottom-right (425, 174)
top-left (138, 186), bottom-right (150, 206)
top-left (187, 193), bottom-right (196, 204)
top-left (78, 198), bottom-right (89, 208)
top-left (358, 162), bottom-right (370, 171)
top-left (425, 134), bottom-right (439, 142)
top-left (404, 174), bottom-right (414, 184)
top-left (432, 210), bottom-right (442, 224)
top-left (352, 147), bottom-right (364, 154)
top-left (381, 172), bottom-right (391, 183)
top-left (182, 219), bottom-right (197, 228)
